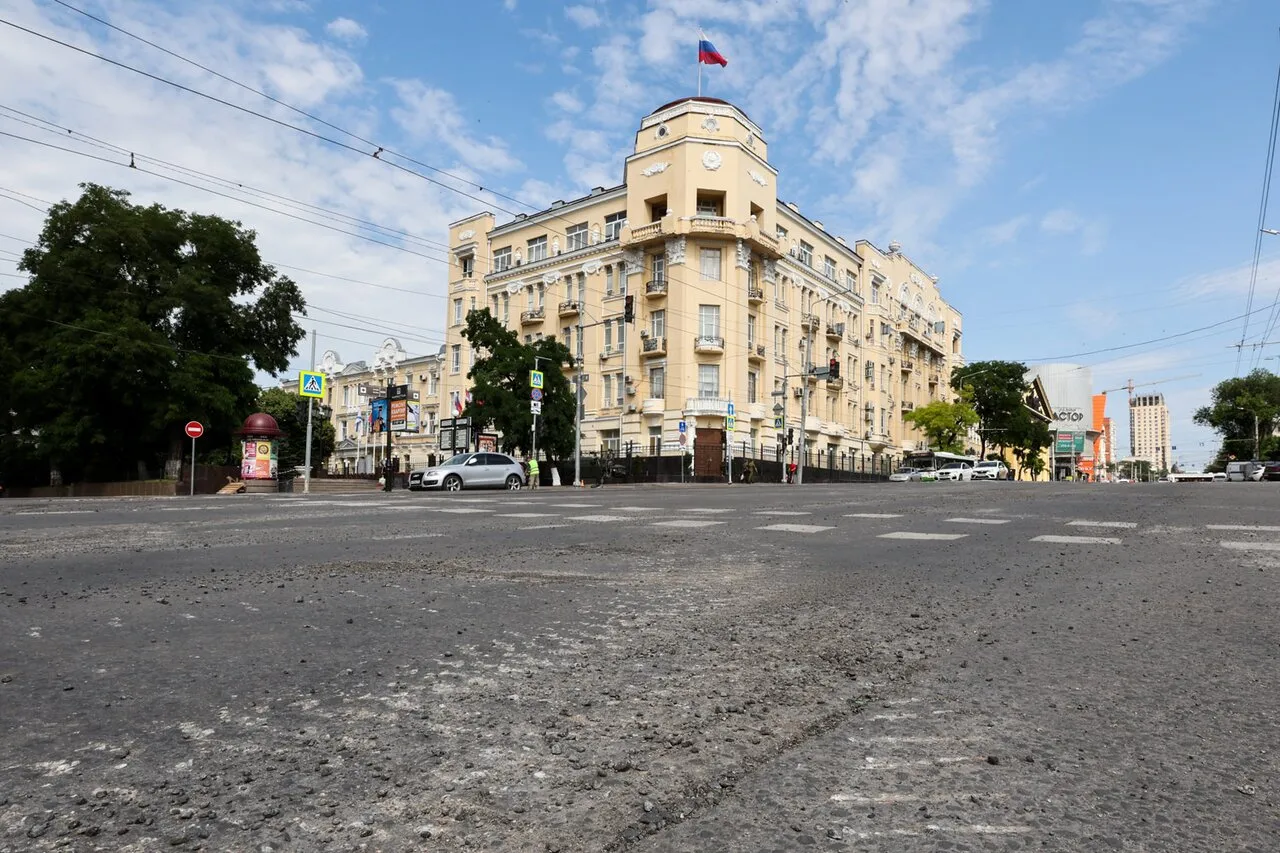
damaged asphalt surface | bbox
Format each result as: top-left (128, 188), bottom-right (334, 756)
top-left (0, 483), bottom-right (1276, 851)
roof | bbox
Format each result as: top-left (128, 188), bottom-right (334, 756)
top-left (649, 96), bottom-right (749, 121)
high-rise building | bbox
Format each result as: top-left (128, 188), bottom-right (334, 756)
top-left (442, 96), bottom-right (963, 466)
top-left (1129, 393), bottom-right (1171, 472)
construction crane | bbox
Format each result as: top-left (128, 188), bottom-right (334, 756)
top-left (1100, 374), bottom-right (1201, 472)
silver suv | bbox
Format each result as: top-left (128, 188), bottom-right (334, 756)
top-left (410, 452), bottom-right (526, 491)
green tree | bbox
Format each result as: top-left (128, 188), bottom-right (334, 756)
top-left (461, 309), bottom-right (575, 460)
top-left (255, 387), bottom-right (337, 474)
top-left (1005, 409), bottom-right (1052, 480)
top-left (951, 360), bottom-right (1030, 459)
top-left (0, 184), bottom-right (305, 482)
top-left (1193, 369), bottom-right (1280, 461)
top-left (903, 399), bottom-right (978, 453)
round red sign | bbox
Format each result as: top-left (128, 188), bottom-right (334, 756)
top-left (185, 421), bottom-right (204, 439)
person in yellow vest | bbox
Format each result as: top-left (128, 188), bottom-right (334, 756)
top-left (526, 456), bottom-right (540, 490)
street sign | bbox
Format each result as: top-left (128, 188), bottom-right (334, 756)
top-left (770, 390), bottom-right (786, 397)
top-left (530, 400), bottom-right (543, 415)
top-left (299, 370), bottom-right (325, 398)
top-left (531, 388), bottom-right (544, 402)
top-left (678, 420), bottom-right (687, 434)
top-left (727, 402), bottom-right (735, 415)
top-left (726, 416), bottom-right (736, 430)
top-left (811, 366), bottom-right (830, 379)
top-left (773, 417), bottom-right (783, 429)
top-left (530, 370), bottom-right (545, 389)
top-left (678, 432), bottom-right (687, 447)
top-left (185, 421), bottom-right (204, 439)
top-left (772, 403), bottom-right (784, 415)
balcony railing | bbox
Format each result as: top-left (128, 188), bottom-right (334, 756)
top-left (747, 286), bottom-right (764, 303)
top-left (641, 335), bottom-right (667, 357)
top-left (826, 322), bottom-right (845, 339)
top-left (825, 377), bottom-right (844, 390)
top-left (693, 334), bottom-right (725, 353)
top-left (928, 372), bottom-right (941, 385)
top-left (689, 215), bottom-right (737, 235)
top-left (645, 279), bottom-right (668, 296)
top-left (900, 360), bottom-right (914, 372)
top-left (629, 221), bottom-right (664, 241)
top-left (684, 396), bottom-right (731, 417)
top-left (747, 343), bottom-right (766, 361)
top-left (800, 313), bottom-right (821, 330)
top-left (520, 308), bottom-right (545, 324)
top-left (558, 300), bottom-right (581, 317)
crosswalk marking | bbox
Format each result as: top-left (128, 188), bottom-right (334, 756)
top-left (495, 513), bottom-right (557, 518)
top-left (519, 524), bottom-right (568, 530)
top-left (756, 523), bottom-right (834, 533)
top-left (566, 515), bottom-right (628, 522)
top-left (1032, 534), bottom-right (1121, 545)
top-left (552, 503), bottom-right (597, 508)
top-left (652, 519), bottom-right (725, 528)
top-left (610, 506), bottom-right (661, 511)
top-left (945, 517), bottom-right (1010, 525)
top-left (1208, 524), bottom-right (1280, 532)
top-left (686, 508), bottom-right (733, 514)
top-left (1220, 541), bottom-right (1280, 552)
top-left (1068, 520), bottom-right (1137, 529)
top-left (846, 512), bottom-right (903, 519)
top-left (879, 532), bottom-right (967, 541)
top-left (753, 510), bottom-right (812, 516)
top-left (431, 508), bottom-right (493, 514)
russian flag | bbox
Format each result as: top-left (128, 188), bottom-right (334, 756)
top-left (698, 38), bottom-right (727, 67)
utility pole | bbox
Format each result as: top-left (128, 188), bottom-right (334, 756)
top-left (574, 321), bottom-right (584, 488)
top-left (779, 349), bottom-right (789, 483)
top-left (798, 327), bottom-right (811, 485)
top-left (303, 328), bottom-right (316, 495)
top-left (531, 355), bottom-right (548, 464)
top-left (383, 371), bottom-right (394, 492)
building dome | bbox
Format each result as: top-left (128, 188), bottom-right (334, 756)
top-left (238, 412), bottom-right (285, 437)
top-left (649, 96), bottom-right (750, 120)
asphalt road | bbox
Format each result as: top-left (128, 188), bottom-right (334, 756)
top-left (1, 482), bottom-right (1277, 852)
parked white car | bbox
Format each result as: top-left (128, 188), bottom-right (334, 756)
top-left (936, 462), bottom-right (972, 481)
top-left (970, 460), bottom-right (1009, 481)
top-left (889, 467), bottom-right (920, 482)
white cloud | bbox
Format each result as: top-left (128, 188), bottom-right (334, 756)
top-left (979, 215), bottom-right (1028, 246)
top-left (324, 17), bottom-right (367, 44)
top-left (565, 6), bottom-right (602, 28)
top-left (390, 81), bottom-right (522, 173)
top-left (503, 0), bottom-right (517, 10)
top-left (549, 90), bottom-right (584, 113)
top-left (1040, 208), bottom-right (1107, 256)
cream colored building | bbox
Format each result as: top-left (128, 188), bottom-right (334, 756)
top-left (1130, 393), bottom-right (1171, 472)
top-left (443, 96), bottom-right (963, 464)
top-left (285, 338), bottom-right (445, 474)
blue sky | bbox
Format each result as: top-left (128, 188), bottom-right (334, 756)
top-left (1, 0), bottom-right (1279, 467)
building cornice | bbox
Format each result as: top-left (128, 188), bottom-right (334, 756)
top-left (639, 100), bottom-right (765, 141)
top-left (625, 136), bottom-right (778, 177)
top-left (486, 186), bottom-right (627, 240)
top-left (483, 243), bottom-right (623, 289)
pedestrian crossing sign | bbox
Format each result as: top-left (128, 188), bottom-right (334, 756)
top-left (299, 370), bottom-right (325, 398)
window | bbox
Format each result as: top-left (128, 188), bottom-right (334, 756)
top-left (648, 195), bottom-right (667, 222)
top-left (824, 256), bottom-right (836, 280)
top-left (604, 211), bottom-right (626, 241)
top-left (603, 374), bottom-right (613, 406)
top-left (604, 320), bottom-right (613, 352)
top-left (493, 247), bottom-right (512, 272)
top-left (460, 255), bottom-right (475, 278)
top-left (491, 295), bottom-right (499, 315)
top-left (865, 360), bottom-right (874, 380)
top-left (748, 370), bottom-right (758, 404)
top-left (776, 225), bottom-right (788, 240)
top-left (428, 373), bottom-right (438, 396)
top-left (562, 325), bottom-right (572, 351)
top-left (698, 364), bottom-right (720, 398)
top-left (524, 334), bottom-right (532, 343)
top-left (502, 293), bottom-right (510, 324)
top-left (469, 296), bottom-right (476, 313)
top-left (651, 309), bottom-right (665, 339)
top-left (700, 248), bottom-right (721, 280)
top-left (470, 348), bottom-right (476, 368)
top-left (798, 241), bottom-right (813, 267)
top-left (566, 223), bottom-right (588, 251)
top-left (747, 313), bottom-right (757, 346)
top-left (648, 426), bottom-right (662, 455)
top-left (651, 254), bottom-right (666, 283)
top-left (871, 282), bottom-right (880, 304)
top-left (614, 371), bottom-right (625, 405)
top-left (649, 366), bottom-right (665, 399)
top-left (605, 265), bottom-right (615, 296)
top-left (774, 324), bottom-right (782, 355)
top-left (600, 429), bottom-right (620, 454)
top-left (577, 272), bottom-right (586, 304)
top-left (526, 286), bottom-right (534, 310)
top-left (698, 304), bottom-right (721, 338)
top-left (846, 270), bottom-right (857, 294)
top-left (527, 235), bottom-right (548, 262)
top-left (696, 192), bottom-right (723, 216)
top-left (537, 283), bottom-right (545, 308)
top-left (453, 298), bottom-right (463, 326)
top-left (451, 344), bottom-right (461, 373)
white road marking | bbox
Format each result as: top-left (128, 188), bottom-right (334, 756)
top-left (1068, 520), bottom-right (1137, 529)
top-left (610, 505), bottom-right (661, 511)
top-left (845, 513), bottom-right (903, 519)
top-left (945, 517), bottom-right (1010, 525)
top-left (495, 513), bottom-right (558, 519)
top-left (519, 524), bottom-right (569, 530)
top-left (871, 713), bottom-right (918, 721)
top-left (652, 519), bottom-right (726, 528)
top-left (753, 510), bottom-right (812, 516)
top-left (15, 510), bottom-right (95, 515)
top-left (861, 756), bottom-right (980, 770)
top-left (757, 523), bottom-right (834, 533)
top-left (566, 515), bottom-right (629, 522)
top-left (927, 825), bottom-right (1031, 835)
top-left (687, 508), bottom-right (733, 514)
top-left (1208, 524), bottom-right (1280, 532)
top-left (1220, 541), bottom-right (1280, 552)
top-left (1032, 535), bottom-right (1122, 545)
top-left (830, 793), bottom-right (922, 805)
top-left (879, 532), bottom-right (967, 541)
top-left (881, 697), bottom-right (921, 705)
top-left (450, 498), bottom-right (497, 503)
top-left (552, 503), bottom-right (598, 508)
top-left (431, 508), bottom-right (493, 514)
top-left (848, 735), bottom-right (953, 745)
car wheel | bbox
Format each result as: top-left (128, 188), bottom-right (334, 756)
top-left (443, 475), bottom-right (463, 492)
top-left (505, 474), bottom-right (522, 490)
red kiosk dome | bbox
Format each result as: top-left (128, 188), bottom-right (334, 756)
top-left (238, 412), bottom-right (286, 438)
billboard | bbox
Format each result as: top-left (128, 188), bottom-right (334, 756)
top-left (241, 439), bottom-right (278, 480)
top-left (369, 398), bottom-right (388, 434)
top-left (1055, 432), bottom-right (1085, 454)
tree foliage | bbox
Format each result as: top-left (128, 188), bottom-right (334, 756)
top-left (1193, 369), bottom-right (1280, 461)
top-left (461, 309), bottom-right (575, 460)
top-left (1004, 409), bottom-right (1053, 480)
top-left (255, 387), bottom-right (336, 474)
top-left (0, 184), bottom-right (305, 483)
top-left (903, 399), bottom-right (978, 454)
top-left (950, 360), bottom-right (1031, 459)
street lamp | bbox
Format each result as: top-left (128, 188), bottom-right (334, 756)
top-left (1263, 228), bottom-right (1280, 235)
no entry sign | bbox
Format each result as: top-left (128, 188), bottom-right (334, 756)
top-left (185, 421), bottom-right (204, 439)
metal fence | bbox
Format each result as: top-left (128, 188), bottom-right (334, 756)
top-left (544, 443), bottom-right (893, 485)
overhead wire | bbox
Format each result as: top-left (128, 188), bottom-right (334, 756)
top-left (1239, 38), bottom-right (1280, 373)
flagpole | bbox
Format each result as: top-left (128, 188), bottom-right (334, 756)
top-left (696, 38), bottom-right (702, 96)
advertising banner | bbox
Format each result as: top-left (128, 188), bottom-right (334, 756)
top-left (1055, 431), bottom-right (1085, 454)
top-left (370, 398), bottom-right (388, 434)
top-left (241, 439), bottom-right (278, 480)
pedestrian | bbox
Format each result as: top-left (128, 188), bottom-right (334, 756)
top-left (746, 458), bottom-right (758, 484)
top-left (527, 456), bottom-right (540, 490)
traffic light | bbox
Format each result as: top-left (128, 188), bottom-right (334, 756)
top-left (623, 294), bottom-right (635, 323)
top-left (829, 357), bottom-right (840, 380)
top-left (786, 428), bottom-right (794, 446)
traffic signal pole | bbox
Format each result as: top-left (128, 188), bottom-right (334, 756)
top-left (303, 328), bottom-right (316, 495)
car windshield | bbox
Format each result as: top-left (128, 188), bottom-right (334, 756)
top-left (975, 461), bottom-right (998, 468)
top-left (941, 463), bottom-right (962, 470)
top-left (895, 467), bottom-right (915, 474)
top-left (441, 454), bottom-right (471, 466)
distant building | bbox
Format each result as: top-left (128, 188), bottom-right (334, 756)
top-left (1130, 393), bottom-right (1171, 472)
top-left (1027, 363), bottom-right (1099, 480)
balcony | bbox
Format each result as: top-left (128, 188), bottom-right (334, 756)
top-left (900, 360), bottom-right (914, 372)
top-left (520, 308), bottom-right (545, 325)
top-left (628, 221), bottom-right (664, 242)
top-left (747, 286), bottom-right (764, 304)
top-left (688, 214), bottom-right (737, 236)
top-left (640, 335), bottom-right (667, 357)
top-left (623, 214), bottom-right (781, 258)
top-left (747, 343), bottom-right (766, 362)
top-left (645, 279), bottom-right (668, 298)
top-left (642, 397), bottom-right (666, 415)
top-left (684, 396), bottom-right (731, 417)
top-left (693, 334), bottom-right (725, 354)
top-left (805, 416), bottom-right (822, 433)
top-left (902, 401), bottom-right (915, 411)
top-left (928, 372), bottom-right (941, 385)
top-left (558, 300), bottom-right (581, 318)
top-left (825, 377), bottom-right (844, 391)
top-left (800, 313), bottom-right (821, 331)
top-left (826, 322), bottom-right (845, 340)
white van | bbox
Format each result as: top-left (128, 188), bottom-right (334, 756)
top-left (1225, 461), bottom-right (1264, 482)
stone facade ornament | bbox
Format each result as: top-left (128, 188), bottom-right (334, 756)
top-left (654, 123), bottom-right (670, 139)
top-left (641, 161), bottom-right (671, 177)
top-left (622, 248), bottom-right (644, 276)
top-left (582, 260), bottom-right (602, 275)
top-left (506, 281), bottom-right (526, 295)
top-left (745, 132), bottom-right (755, 149)
top-left (541, 271), bottom-right (559, 284)
top-left (514, 249), bottom-right (522, 265)
top-left (590, 225), bottom-right (601, 245)
top-left (747, 169), bottom-right (768, 187)
top-left (762, 259), bottom-right (778, 284)
top-left (665, 236), bottom-right (686, 266)
top-left (701, 150), bottom-right (723, 171)
top-left (701, 116), bottom-right (720, 132)
top-left (551, 237), bottom-right (560, 255)
top-left (458, 229), bottom-right (475, 240)
top-left (870, 258), bottom-right (881, 269)
top-left (735, 239), bottom-right (750, 270)
top-left (910, 273), bottom-right (921, 285)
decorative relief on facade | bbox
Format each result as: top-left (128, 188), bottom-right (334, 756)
top-left (590, 226), bottom-right (601, 245)
top-left (514, 249), bottom-right (522, 265)
top-left (700, 115), bottom-right (720, 132)
top-left (735, 239), bottom-right (750, 270)
top-left (870, 258), bottom-right (881, 269)
top-left (641, 161), bottom-right (671, 177)
top-left (745, 132), bottom-right (755, 149)
top-left (551, 237), bottom-right (560, 255)
top-left (701, 150), bottom-right (723, 171)
top-left (622, 248), bottom-right (644, 276)
top-left (507, 281), bottom-right (528, 294)
top-left (654, 124), bottom-right (670, 139)
top-left (541, 271), bottom-right (560, 284)
top-left (763, 259), bottom-right (778, 284)
top-left (747, 169), bottom-right (768, 187)
top-left (665, 236), bottom-right (686, 266)
top-left (910, 273), bottom-right (921, 285)
top-left (457, 229), bottom-right (475, 240)
top-left (582, 260), bottom-right (602, 275)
